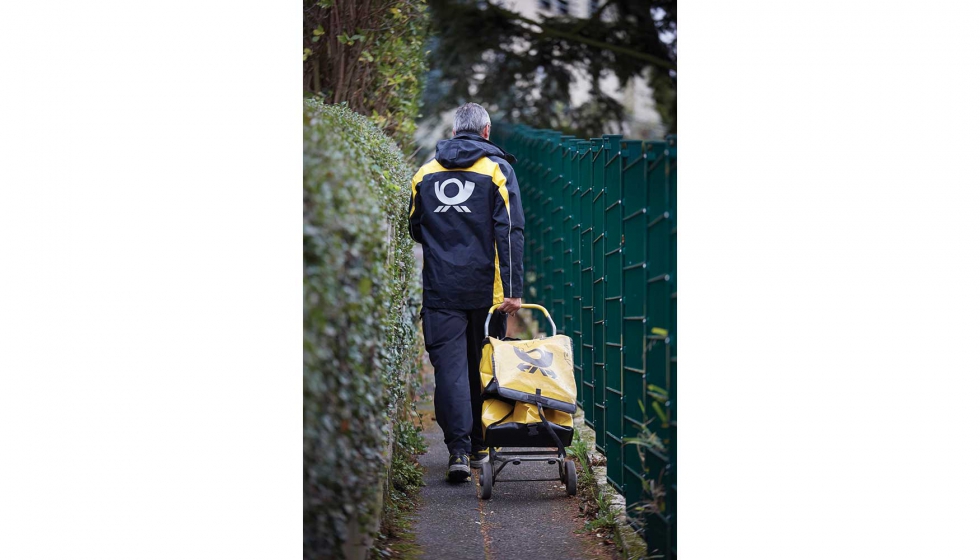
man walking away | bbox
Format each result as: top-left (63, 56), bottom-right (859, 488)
top-left (408, 103), bottom-right (525, 483)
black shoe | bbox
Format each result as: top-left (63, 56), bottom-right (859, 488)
top-left (469, 447), bottom-right (489, 466)
top-left (446, 453), bottom-right (471, 483)
top-left (470, 447), bottom-right (502, 466)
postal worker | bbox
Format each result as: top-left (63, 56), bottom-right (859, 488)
top-left (408, 102), bottom-right (525, 482)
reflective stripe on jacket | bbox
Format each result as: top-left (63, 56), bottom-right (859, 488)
top-left (409, 132), bottom-right (525, 309)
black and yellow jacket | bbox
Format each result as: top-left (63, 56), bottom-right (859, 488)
top-left (409, 132), bottom-right (525, 309)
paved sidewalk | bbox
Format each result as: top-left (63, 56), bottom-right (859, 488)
top-left (407, 275), bottom-right (616, 560)
top-left (413, 416), bottom-right (616, 560)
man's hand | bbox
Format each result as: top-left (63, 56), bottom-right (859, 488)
top-left (498, 297), bottom-right (522, 314)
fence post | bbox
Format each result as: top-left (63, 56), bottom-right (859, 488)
top-left (666, 134), bottom-right (677, 560)
top-left (589, 137), bottom-right (606, 452)
top-left (578, 139), bottom-right (595, 430)
top-left (530, 132), bottom-right (546, 305)
top-left (620, 139), bottom-right (647, 515)
top-left (601, 134), bottom-right (625, 493)
top-left (535, 133), bottom-right (553, 318)
top-left (642, 137), bottom-right (674, 560)
top-left (570, 140), bottom-right (587, 405)
top-left (543, 131), bottom-right (563, 330)
top-left (559, 134), bottom-right (576, 338)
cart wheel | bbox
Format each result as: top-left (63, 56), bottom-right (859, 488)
top-left (565, 460), bottom-right (577, 496)
top-left (559, 459), bottom-right (566, 483)
top-left (480, 463), bottom-right (492, 500)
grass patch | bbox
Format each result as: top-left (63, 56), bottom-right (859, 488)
top-left (585, 490), bottom-right (620, 534)
top-left (569, 431), bottom-right (624, 554)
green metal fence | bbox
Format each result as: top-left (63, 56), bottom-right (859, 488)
top-left (497, 124), bottom-right (677, 559)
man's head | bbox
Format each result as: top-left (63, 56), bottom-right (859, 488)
top-left (452, 102), bottom-right (491, 139)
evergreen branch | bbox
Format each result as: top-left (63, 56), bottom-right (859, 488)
top-left (568, 0), bottom-right (612, 35)
top-left (485, 1), bottom-right (676, 71)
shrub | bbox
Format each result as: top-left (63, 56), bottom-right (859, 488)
top-left (303, 99), bottom-right (421, 557)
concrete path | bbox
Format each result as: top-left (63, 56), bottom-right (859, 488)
top-left (413, 418), bottom-right (616, 560)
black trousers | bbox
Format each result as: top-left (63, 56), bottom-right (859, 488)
top-left (421, 306), bottom-right (507, 455)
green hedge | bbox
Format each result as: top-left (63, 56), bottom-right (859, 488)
top-left (303, 99), bottom-right (421, 557)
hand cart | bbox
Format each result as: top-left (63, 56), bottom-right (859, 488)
top-left (477, 303), bottom-right (577, 500)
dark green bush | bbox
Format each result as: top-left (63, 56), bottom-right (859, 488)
top-left (389, 420), bottom-right (425, 493)
top-left (303, 99), bottom-right (421, 557)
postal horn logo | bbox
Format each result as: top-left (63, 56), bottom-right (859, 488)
top-left (434, 178), bottom-right (475, 213)
top-left (513, 346), bottom-right (558, 379)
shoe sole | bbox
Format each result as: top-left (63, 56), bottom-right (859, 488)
top-left (447, 465), bottom-right (471, 483)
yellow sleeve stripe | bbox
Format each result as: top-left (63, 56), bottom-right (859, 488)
top-left (409, 179), bottom-right (417, 217)
top-left (480, 158), bottom-right (511, 298)
top-left (456, 157), bottom-right (510, 215)
top-left (492, 245), bottom-right (504, 304)
top-left (491, 163), bottom-right (510, 216)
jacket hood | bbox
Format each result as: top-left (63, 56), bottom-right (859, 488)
top-left (434, 132), bottom-right (517, 168)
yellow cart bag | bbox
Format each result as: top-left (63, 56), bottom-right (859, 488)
top-left (479, 304), bottom-right (576, 447)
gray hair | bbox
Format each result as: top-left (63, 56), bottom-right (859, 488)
top-left (453, 102), bottom-right (491, 135)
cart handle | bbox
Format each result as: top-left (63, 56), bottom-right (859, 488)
top-left (484, 303), bottom-right (557, 338)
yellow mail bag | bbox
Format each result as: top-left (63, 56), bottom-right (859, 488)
top-left (479, 334), bottom-right (577, 413)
